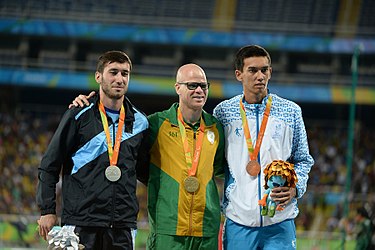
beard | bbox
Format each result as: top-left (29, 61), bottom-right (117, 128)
top-left (101, 82), bottom-right (127, 100)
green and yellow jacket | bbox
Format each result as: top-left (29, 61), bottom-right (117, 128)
top-left (140, 103), bottom-right (226, 237)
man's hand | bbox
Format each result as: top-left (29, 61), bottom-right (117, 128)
top-left (270, 186), bottom-right (296, 208)
top-left (68, 91), bottom-right (96, 109)
top-left (37, 214), bottom-right (58, 241)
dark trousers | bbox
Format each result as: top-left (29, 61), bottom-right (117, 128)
top-left (75, 226), bottom-right (134, 250)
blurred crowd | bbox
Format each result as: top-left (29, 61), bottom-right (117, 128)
top-left (308, 123), bottom-right (375, 194)
top-left (1, 111), bottom-right (374, 236)
top-left (0, 112), bottom-right (60, 215)
top-left (297, 122), bottom-right (375, 234)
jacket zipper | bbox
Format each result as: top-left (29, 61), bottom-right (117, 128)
top-left (110, 119), bottom-right (116, 227)
top-left (189, 194), bottom-right (195, 235)
top-left (188, 129), bottom-right (197, 234)
top-left (256, 106), bottom-right (264, 227)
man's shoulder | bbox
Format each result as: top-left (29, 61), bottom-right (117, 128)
top-left (131, 105), bottom-right (149, 123)
top-left (70, 102), bottom-right (96, 121)
top-left (149, 104), bottom-right (177, 120)
top-left (148, 109), bottom-right (169, 121)
top-left (213, 95), bottom-right (241, 120)
top-left (124, 96), bottom-right (147, 118)
top-left (271, 94), bottom-right (301, 112)
top-left (216, 94), bottom-right (242, 109)
top-left (202, 110), bottom-right (221, 127)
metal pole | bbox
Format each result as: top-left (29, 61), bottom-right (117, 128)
top-left (341, 45), bottom-right (360, 249)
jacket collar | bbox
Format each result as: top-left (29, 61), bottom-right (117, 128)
top-left (167, 103), bottom-right (214, 127)
top-left (93, 92), bottom-right (136, 123)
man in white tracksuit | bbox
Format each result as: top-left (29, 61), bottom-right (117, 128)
top-left (213, 45), bottom-right (314, 250)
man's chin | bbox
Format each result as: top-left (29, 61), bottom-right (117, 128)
top-left (109, 92), bottom-right (126, 99)
top-left (192, 102), bottom-right (206, 109)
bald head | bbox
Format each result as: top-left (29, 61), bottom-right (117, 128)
top-left (176, 64), bottom-right (207, 83)
top-left (175, 63), bottom-right (209, 118)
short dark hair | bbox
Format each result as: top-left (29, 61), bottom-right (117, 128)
top-left (357, 207), bottom-right (369, 218)
top-left (234, 45), bottom-right (271, 71)
top-left (96, 50), bottom-right (132, 73)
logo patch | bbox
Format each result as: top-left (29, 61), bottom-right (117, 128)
top-left (292, 239), bottom-right (296, 249)
top-left (271, 123), bottom-right (282, 139)
top-left (235, 127), bottom-right (243, 137)
top-left (169, 131), bottom-right (178, 137)
top-left (207, 130), bottom-right (215, 144)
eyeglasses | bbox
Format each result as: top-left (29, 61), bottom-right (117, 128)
top-left (178, 82), bottom-right (210, 90)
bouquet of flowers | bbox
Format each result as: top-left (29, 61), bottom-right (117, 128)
top-left (47, 225), bottom-right (84, 250)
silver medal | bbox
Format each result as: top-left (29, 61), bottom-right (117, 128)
top-left (105, 165), bottom-right (121, 182)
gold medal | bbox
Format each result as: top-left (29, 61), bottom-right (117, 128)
top-left (105, 165), bottom-right (121, 182)
top-left (184, 176), bottom-right (199, 193)
top-left (246, 160), bottom-right (261, 176)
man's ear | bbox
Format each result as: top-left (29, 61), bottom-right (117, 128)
top-left (175, 82), bottom-right (181, 95)
top-left (268, 66), bottom-right (272, 80)
top-left (235, 70), bottom-right (242, 82)
top-left (95, 71), bottom-right (101, 84)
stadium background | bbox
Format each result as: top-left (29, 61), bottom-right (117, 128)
top-left (0, 0), bottom-right (375, 249)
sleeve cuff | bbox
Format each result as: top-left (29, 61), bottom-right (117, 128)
top-left (41, 209), bottom-right (56, 216)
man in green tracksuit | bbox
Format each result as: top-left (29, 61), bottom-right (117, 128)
top-left (138, 63), bottom-right (226, 249)
top-left (354, 207), bottom-right (373, 250)
top-left (70, 63), bottom-right (226, 249)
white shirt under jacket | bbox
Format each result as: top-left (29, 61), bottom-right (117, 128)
top-left (213, 93), bottom-right (314, 227)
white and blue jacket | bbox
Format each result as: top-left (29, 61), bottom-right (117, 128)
top-left (213, 93), bottom-right (314, 227)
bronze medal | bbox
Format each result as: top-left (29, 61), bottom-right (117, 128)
top-left (246, 160), bottom-right (261, 176)
top-left (184, 176), bottom-right (199, 193)
top-left (240, 96), bottom-right (272, 178)
top-left (105, 165), bottom-right (121, 182)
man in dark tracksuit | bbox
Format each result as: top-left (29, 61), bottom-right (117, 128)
top-left (36, 51), bottom-right (148, 249)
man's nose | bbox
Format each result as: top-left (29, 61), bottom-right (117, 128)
top-left (115, 72), bottom-right (124, 82)
top-left (195, 86), bottom-right (204, 92)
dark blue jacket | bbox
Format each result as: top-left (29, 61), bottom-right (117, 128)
top-left (37, 94), bottom-right (148, 228)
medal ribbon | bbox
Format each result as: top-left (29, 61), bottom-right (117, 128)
top-left (99, 102), bottom-right (125, 166)
top-left (177, 108), bottom-right (205, 177)
top-left (239, 95), bottom-right (272, 161)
